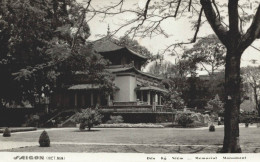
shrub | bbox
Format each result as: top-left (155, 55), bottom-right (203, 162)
top-left (218, 121), bottom-right (221, 125)
top-left (205, 95), bottom-right (224, 115)
top-left (39, 130), bottom-right (50, 147)
top-left (106, 115), bottom-right (124, 124)
top-left (25, 114), bottom-right (40, 127)
top-left (177, 113), bottom-right (194, 127)
top-left (79, 123), bottom-right (85, 130)
top-left (209, 124), bottom-right (215, 132)
top-left (73, 108), bottom-right (103, 131)
top-left (3, 127), bottom-right (11, 137)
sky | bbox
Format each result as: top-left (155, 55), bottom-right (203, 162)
top-left (79, 0), bottom-right (260, 74)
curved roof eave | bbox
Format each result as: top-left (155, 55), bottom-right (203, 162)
top-left (106, 66), bottom-right (163, 81)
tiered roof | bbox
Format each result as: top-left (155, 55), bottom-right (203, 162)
top-left (92, 36), bottom-right (148, 61)
top-left (105, 65), bottom-right (163, 81)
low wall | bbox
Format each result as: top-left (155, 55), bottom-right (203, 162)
top-left (102, 112), bottom-right (176, 123)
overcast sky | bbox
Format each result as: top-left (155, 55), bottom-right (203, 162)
top-left (80, 0), bottom-right (260, 74)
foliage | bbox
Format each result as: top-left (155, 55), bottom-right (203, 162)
top-left (148, 60), bottom-right (174, 77)
top-left (182, 35), bottom-right (226, 76)
top-left (117, 35), bottom-right (154, 62)
top-left (79, 123), bottom-right (86, 130)
top-left (0, 0), bottom-right (114, 107)
top-left (239, 112), bottom-right (258, 123)
top-left (39, 130), bottom-right (50, 147)
top-left (106, 115), bottom-right (124, 124)
top-left (25, 114), bottom-right (40, 127)
top-left (162, 78), bottom-right (185, 109)
top-left (205, 95), bottom-right (224, 115)
top-left (182, 77), bottom-right (210, 108)
top-left (3, 127), bottom-right (11, 137)
top-left (209, 124), bottom-right (215, 132)
top-left (177, 113), bottom-right (194, 128)
top-left (241, 66), bottom-right (260, 116)
top-left (73, 108), bottom-right (103, 131)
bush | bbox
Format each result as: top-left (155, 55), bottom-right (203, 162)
top-left (209, 124), bottom-right (215, 132)
top-left (25, 114), bottom-right (40, 127)
top-left (79, 123), bottom-right (85, 130)
top-left (3, 127), bottom-right (11, 137)
top-left (106, 115), bottom-right (124, 124)
top-left (39, 130), bottom-right (50, 147)
top-left (73, 108), bottom-right (103, 131)
top-left (177, 113), bottom-right (194, 127)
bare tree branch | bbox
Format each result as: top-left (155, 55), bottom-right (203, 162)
top-left (212, 0), bottom-right (220, 21)
top-left (241, 4), bottom-right (260, 51)
top-left (188, 0), bottom-right (192, 12)
top-left (191, 7), bottom-right (203, 42)
top-left (144, 0), bottom-right (152, 20)
top-left (200, 0), bottom-right (228, 46)
top-left (174, 0), bottom-right (182, 17)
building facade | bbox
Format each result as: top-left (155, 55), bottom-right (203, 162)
top-left (51, 36), bottom-right (168, 111)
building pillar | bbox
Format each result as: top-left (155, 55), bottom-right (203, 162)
top-left (107, 95), bottom-right (111, 106)
top-left (151, 92), bottom-right (154, 103)
top-left (81, 94), bottom-right (85, 107)
top-left (147, 91), bottom-right (150, 105)
top-left (90, 92), bottom-right (94, 106)
top-left (141, 91), bottom-right (143, 101)
top-left (97, 94), bottom-right (101, 106)
top-left (158, 94), bottom-right (161, 105)
top-left (74, 92), bottom-right (78, 107)
top-left (155, 94), bottom-right (158, 103)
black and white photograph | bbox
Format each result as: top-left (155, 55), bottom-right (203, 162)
top-left (0, 0), bottom-right (260, 161)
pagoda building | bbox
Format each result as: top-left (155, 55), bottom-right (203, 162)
top-left (51, 34), bottom-right (168, 111)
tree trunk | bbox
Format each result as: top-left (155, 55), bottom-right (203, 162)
top-left (220, 49), bottom-right (242, 153)
top-left (253, 87), bottom-right (260, 115)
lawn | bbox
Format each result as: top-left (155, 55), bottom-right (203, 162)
top-left (1, 126), bottom-right (260, 153)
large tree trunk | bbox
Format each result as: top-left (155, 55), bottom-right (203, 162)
top-left (220, 49), bottom-right (242, 153)
top-left (253, 87), bottom-right (260, 116)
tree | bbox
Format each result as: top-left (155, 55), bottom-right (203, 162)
top-left (73, 108), bottom-right (103, 131)
top-left (162, 79), bottom-right (185, 109)
top-left (117, 35), bottom-right (154, 62)
top-left (0, 0), bottom-right (114, 107)
top-left (84, 0), bottom-right (260, 152)
top-left (0, 0), bottom-right (55, 106)
top-left (206, 94), bottom-right (224, 116)
top-left (182, 35), bottom-right (226, 76)
top-left (148, 60), bottom-right (174, 77)
top-left (241, 66), bottom-right (260, 116)
top-left (177, 113), bottom-right (194, 127)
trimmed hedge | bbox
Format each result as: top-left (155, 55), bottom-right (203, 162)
top-left (97, 123), bottom-right (164, 128)
top-left (3, 127), bottom-right (11, 137)
top-left (209, 124), bottom-right (215, 132)
top-left (0, 127), bottom-right (37, 133)
top-left (39, 130), bottom-right (50, 147)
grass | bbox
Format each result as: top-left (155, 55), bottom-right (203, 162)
top-left (1, 127), bottom-right (260, 153)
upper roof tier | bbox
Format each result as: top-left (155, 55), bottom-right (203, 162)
top-left (92, 36), bottom-right (148, 61)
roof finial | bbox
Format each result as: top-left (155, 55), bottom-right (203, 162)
top-left (107, 24), bottom-right (110, 35)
